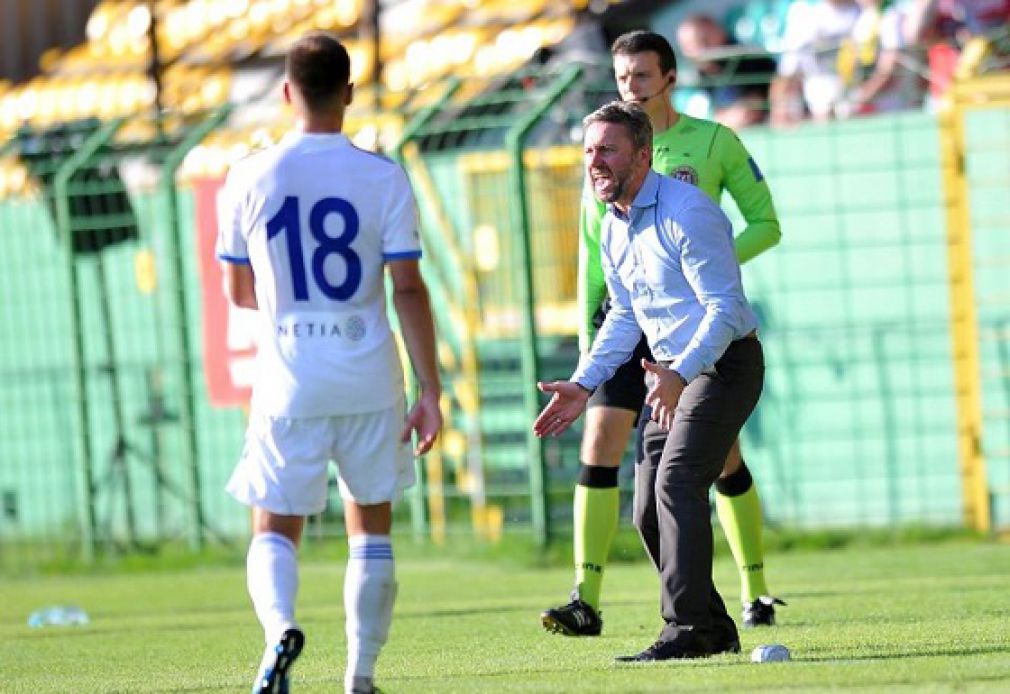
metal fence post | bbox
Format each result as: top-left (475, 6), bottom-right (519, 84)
top-left (939, 76), bottom-right (1010, 533)
top-left (159, 107), bottom-right (232, 551)
top-left (505, 65), bottom-right (582, 547)
top-left (52, 118), bottom-right (125, 562)
top-left (392, 79), bottom-right (461, 541)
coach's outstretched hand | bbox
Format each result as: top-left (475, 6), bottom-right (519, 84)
top-left (533, 381), bottom-right (590, 438)
top-left (402, 389), bottom-right (443, 455)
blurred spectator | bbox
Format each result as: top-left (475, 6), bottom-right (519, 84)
top-left (770, 0), bottom-right (860, 125)
top-left (908, 0), bottom-right (1010, 44)
top-left (905, 0), bottom-right (1010, 102)
top-left (676, 14), bottom-right (778, 129)
top-left (726, 0), bottom-right (796, 53)
top-left (835, 0), bottom-right (928, 116)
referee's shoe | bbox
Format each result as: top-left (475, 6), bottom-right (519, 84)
top-left (743, 596), bottom-right (787, 627)
top-left (540, 592), bottom-right (602, 636)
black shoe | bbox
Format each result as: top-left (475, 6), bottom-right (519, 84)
top-left (615, 638), bottom-right (711, 662)
top-left (710, 633), bottom-right (741, 655)
top-left (254, 627), bottom-right (304, 694)
top-left (540, 594), bottom-right (603, 636)
top-left (742, 596), bottom-right (786, 628)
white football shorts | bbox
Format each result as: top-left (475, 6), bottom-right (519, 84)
top-left (226, 398), bottom-right (415, 515)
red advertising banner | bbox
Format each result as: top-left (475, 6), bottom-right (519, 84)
top-left (193, 177), bottom-right (257, 407)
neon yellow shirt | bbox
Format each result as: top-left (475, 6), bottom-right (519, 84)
top-left (577, 113), bottom-right (781, 350)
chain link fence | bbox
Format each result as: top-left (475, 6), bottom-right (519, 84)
top-left (2, 67), bottom-right (1009, 571)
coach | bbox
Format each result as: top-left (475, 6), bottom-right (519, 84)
top-left (534, 100), bottom-right (764, 660)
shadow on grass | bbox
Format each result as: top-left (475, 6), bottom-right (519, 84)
top-left (12, 614), bottom-right (248, 640)
top-left (378, 642), bottom-right (1010, 686)
top-left (5, 526), bottom-right (992, 578)
top-left (796, 641), bottom-right (1010, 662)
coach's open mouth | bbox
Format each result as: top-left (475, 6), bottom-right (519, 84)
top-left (591, 170), bottom-right (616, 199)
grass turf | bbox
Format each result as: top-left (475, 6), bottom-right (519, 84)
top-left (1, 538), bottom-right (1008, 692)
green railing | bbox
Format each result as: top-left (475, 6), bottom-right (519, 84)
top-left (0, 112), bottom-right (236, 567)
top-left (2, 65), bottom-right (1009, 571)
top-left (394, 63), bottom-right (612, 546)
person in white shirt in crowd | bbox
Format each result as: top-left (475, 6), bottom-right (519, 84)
top-left (836, 0), bottom-right (928, 116)
top-left (770, 0), bottom-right (861, 124)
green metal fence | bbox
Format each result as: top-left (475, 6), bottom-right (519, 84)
top-left (2, 65), bottom-right (1009, 571)
top-left (729, 112), bottom-right (962, 527)
top-left (0, 114), bottom-right (245, 569)
top-left (405, 94), bottom-right (971, 532)
top-left (393, 65), bottom-right (609, 546)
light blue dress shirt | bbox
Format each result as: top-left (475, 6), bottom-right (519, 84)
top-left (572, 169), bottom-right (758, 389)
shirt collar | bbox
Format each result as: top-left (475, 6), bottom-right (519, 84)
top-left (281, 131), bottom-right (350, 152)
top-left (633, 169), bottom-right (661, 209)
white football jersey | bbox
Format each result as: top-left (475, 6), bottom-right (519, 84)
top-left (216, 132), bottom-right (422, 417)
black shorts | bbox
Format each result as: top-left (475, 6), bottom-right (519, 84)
top-left (586, 298), bottom-right (653, 413)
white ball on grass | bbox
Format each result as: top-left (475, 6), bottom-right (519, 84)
top-left (751, 644), bottom-right (791, 662)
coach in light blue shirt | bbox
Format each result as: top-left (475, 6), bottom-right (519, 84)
top-left (534, 101), bottom-right (765, 662)
top-left (571, 165), bottom-right (758, 392)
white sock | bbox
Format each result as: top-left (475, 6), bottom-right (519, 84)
top-left (344, 534), bottom-right (396, 690)
top-left (247, 532), bottom-right (299, 645)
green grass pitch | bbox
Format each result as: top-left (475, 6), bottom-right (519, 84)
top-left (2, 539), bottom-right (1008, 692)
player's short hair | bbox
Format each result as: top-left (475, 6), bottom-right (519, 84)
top-left (610, 30), bottom-right (677, 75)
top-left (583, 101), bottom-right (653, 151)
top-left (286, 32), bottom-right (351, 111)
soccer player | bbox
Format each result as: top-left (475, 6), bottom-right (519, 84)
top-left (535, 100), bottom-right (765, 659)
top-left (541, 30), bottom-right (783, 637)
top-left (216, 33), bottom-right (442, 694)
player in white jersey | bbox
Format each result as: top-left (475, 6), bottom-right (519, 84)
top-left (216, 32), bottom-right (442, 694)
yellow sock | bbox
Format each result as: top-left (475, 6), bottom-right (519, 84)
top-left (715, 463), bottom-right (769, 603)
top-left (573, 465), bottom-right (620, 609)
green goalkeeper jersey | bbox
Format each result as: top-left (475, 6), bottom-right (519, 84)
top-left (577, 113), bottom-right (781, 350)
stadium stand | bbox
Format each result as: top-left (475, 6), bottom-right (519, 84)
top-left (0, 0), bottom-right (612, 188)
